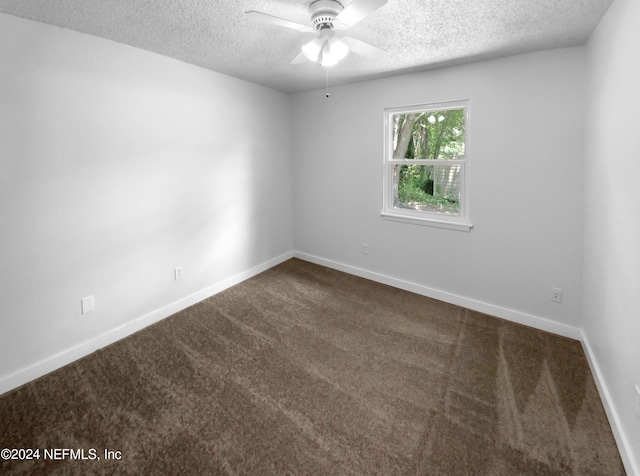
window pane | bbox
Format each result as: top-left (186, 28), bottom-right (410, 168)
top-left (392, 164), bottom-right (461, 215)
top-left (391, 109), bottom-right (465, 160)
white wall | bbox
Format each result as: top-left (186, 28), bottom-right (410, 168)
top-left (292, 48), bottom-right (586, 335)
top-left (0, 14), bottom-right (292, 391)
top-left (584, 0), bottom-right (640, 472)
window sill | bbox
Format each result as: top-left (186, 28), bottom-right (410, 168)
top-left (381, 212), bottom-right (473, 232)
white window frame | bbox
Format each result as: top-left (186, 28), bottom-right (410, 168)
top-left (381, 99), bottom-right (472, 232)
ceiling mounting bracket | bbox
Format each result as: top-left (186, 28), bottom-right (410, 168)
top-left (309, 0), bottom-right (344, 30)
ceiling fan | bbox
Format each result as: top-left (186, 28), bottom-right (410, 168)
top-left (246, 0), bottom-right (388, 66)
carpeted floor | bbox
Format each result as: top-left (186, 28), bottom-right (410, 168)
top-left (0, 258), bottom-right (625, 475)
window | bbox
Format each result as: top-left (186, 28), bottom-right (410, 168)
top-left (382, 100), bottom-right (472, 231)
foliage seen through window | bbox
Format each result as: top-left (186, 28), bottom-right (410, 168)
top-left (392, 108), bottom-right (465, 215)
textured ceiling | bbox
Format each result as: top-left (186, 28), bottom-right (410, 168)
top-left (0, 0), bottom-right (613, 93)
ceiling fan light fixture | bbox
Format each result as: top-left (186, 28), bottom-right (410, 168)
top-left (302, 31), bottom-right (349, 66)
top-left (319, 42), bottom-right (339, 66)
top-left (328, 36), bottom-right (349, 61)
top-left (301, 38), bottom-right (323, 62)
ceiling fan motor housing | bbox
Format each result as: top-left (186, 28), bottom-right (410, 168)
top-left (309, 0), bottom-right (344, 29)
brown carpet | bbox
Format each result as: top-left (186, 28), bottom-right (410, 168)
top-left (0, 258), bottom-right (625, 475)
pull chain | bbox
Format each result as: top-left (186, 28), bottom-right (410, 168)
top-left (325, 67), bottom-right (330, 98)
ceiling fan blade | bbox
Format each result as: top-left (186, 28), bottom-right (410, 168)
top-left (290, 51), bottom-right (307, 64)
top-left (245, 11), bottom-right (314, 32)
top-left (334, 0), bottom-right (388, 28)
top-left (343, 36), bottom-right (387, 58)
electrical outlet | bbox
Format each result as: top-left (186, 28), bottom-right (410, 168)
top-left (362, 243), bottom-right (369, 255)
top-left (174, 266), bottom-right (184, 280)
top-left (81, 295), bottom-right (95, 315)
top-left (550, 287), bottom-right (563, 303)
top-left (635, 384), bottom-right (640, 420)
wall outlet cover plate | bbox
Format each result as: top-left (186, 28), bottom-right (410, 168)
top-left (81, 296), bottom-right (95, 314)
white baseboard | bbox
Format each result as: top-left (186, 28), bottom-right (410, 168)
top-left (294, 251), bottom-right (581, 340)
top-left (0, 251), bottom-right (293, 396)
top-left (581, 333), bottom-right (639, 476)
